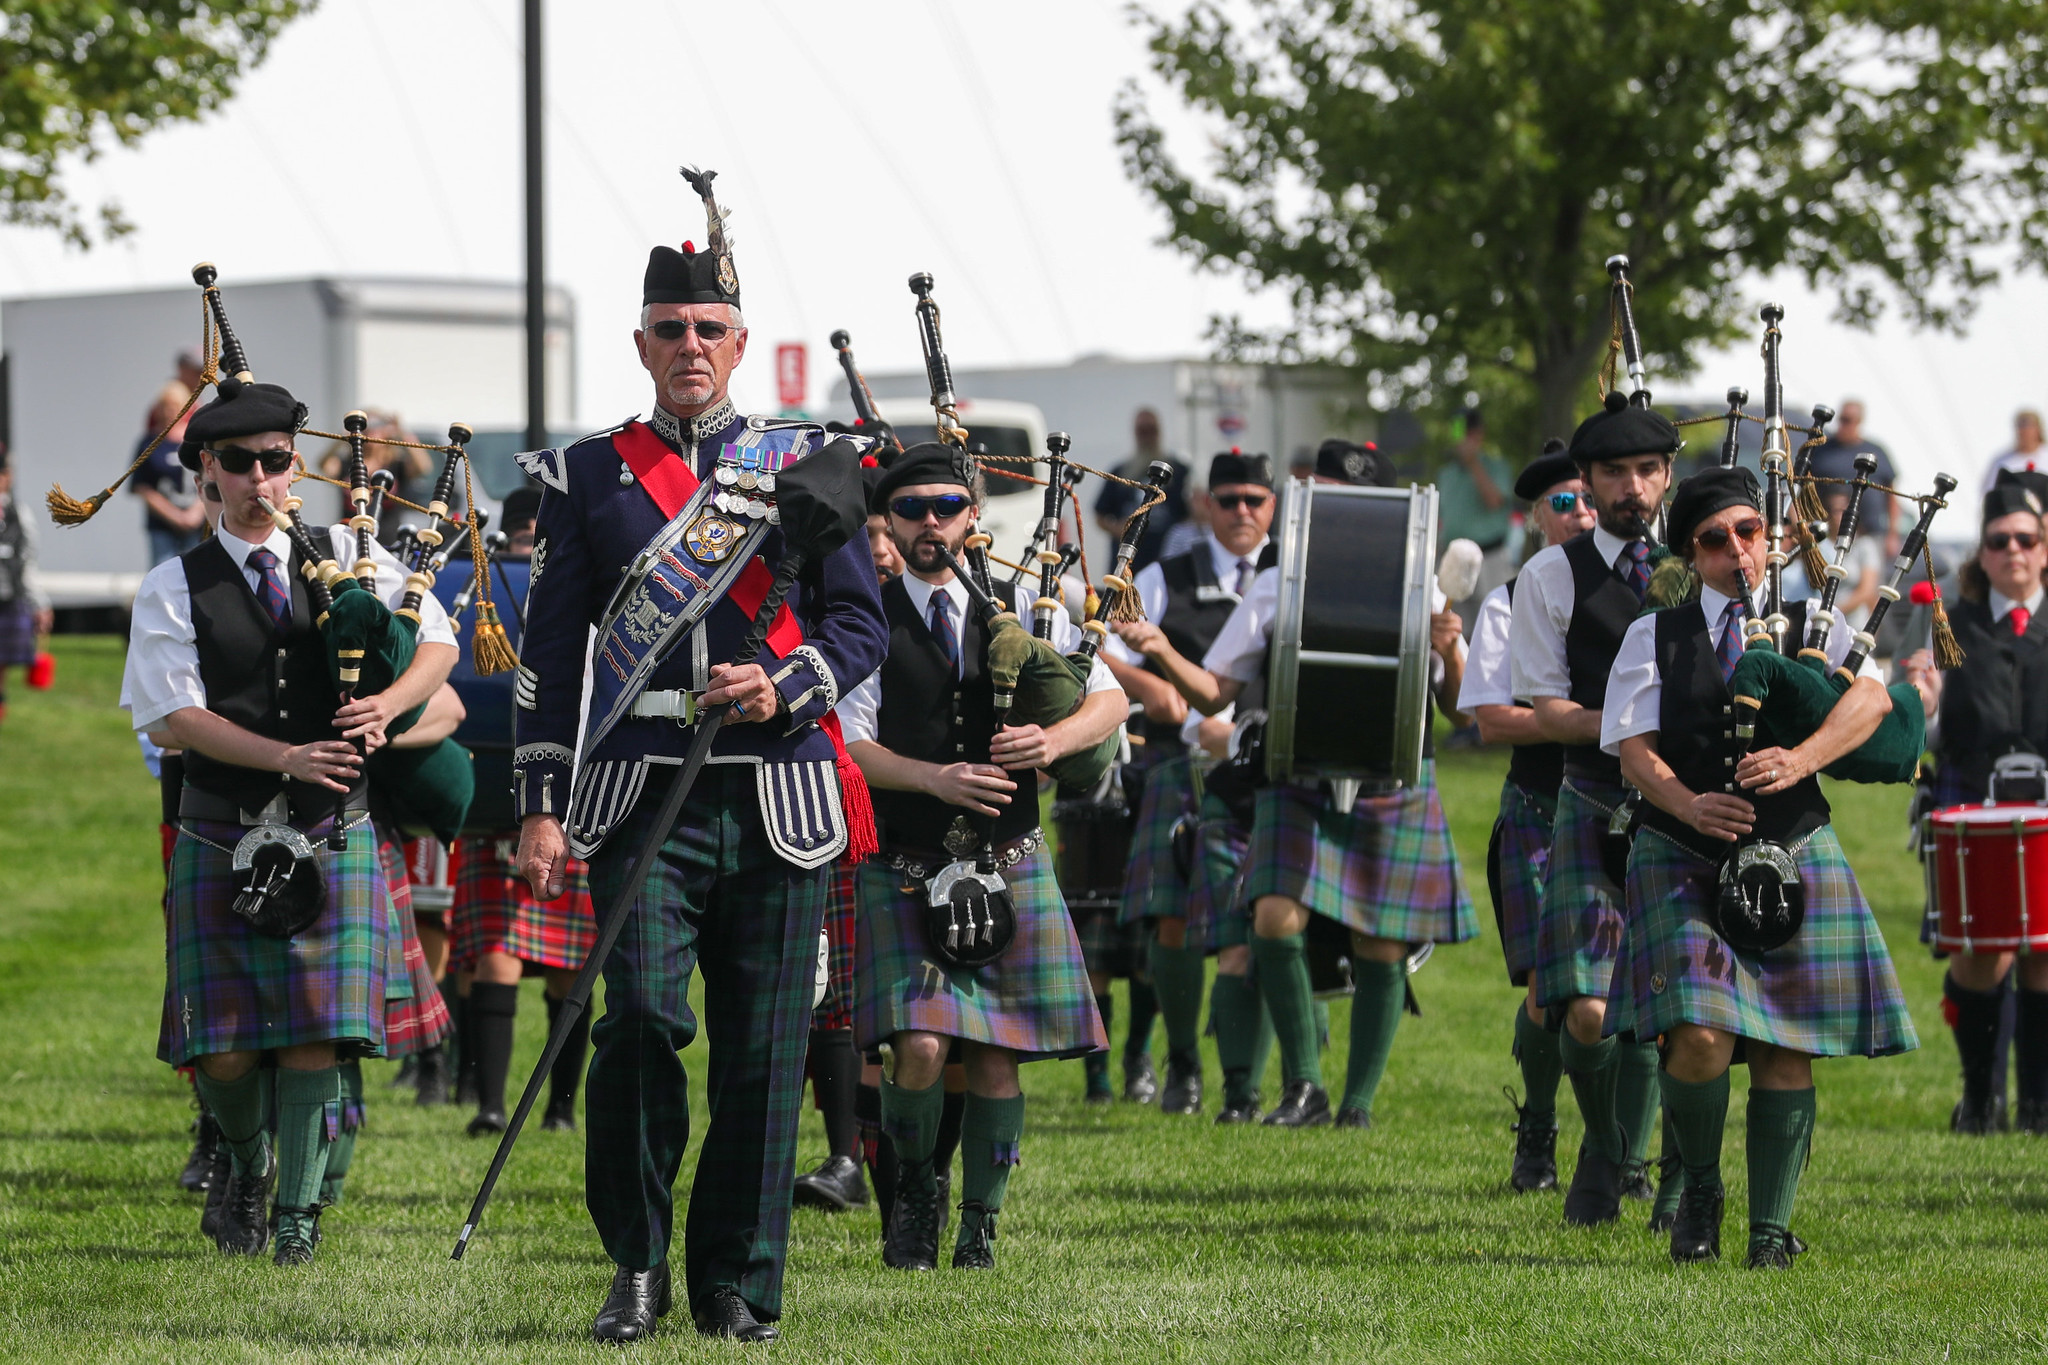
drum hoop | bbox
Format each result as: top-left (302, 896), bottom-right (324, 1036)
top-left (1265, 476), bottom-right (1314, 784)
top-left (1392, 483), bottom-right (1438, 789)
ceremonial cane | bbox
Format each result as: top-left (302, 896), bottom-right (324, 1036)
top-left (451, 554), bottom-right (807, 1260)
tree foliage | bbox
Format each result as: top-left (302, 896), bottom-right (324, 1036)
top-left (1116, 0), bottom-right (2048, 452)
top-left (1, 1), bottom-right (311, 246)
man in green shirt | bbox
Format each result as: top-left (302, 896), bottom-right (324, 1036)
top-left (1436, 407), bottom-right (1517, 627)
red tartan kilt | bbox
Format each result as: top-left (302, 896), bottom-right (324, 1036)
top-left (447, 834), bottom-right (597, 973)
top-left (814, 862), bottom-right (860, 1032)
top-left (375, 834), bottom-right (454, 1057)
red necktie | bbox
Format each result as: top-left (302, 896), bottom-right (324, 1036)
top-left (2013, 606), bottom-right (2031, 638)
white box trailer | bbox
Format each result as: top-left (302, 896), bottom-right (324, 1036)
top-left (1, 276), bottom-right (574, 608)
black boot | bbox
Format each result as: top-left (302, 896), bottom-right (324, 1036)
top-left (1507, 1093), bottom-right (1558, 1193)
top-left (952, 1200), bottom-right (997, 1270)
top-left (882, 1160), bottom-right (942, 1271)
top-left (1669, 1183), bottom-right (1725, 1263)
top-left (793, 1154), bottom-right (870, 1211)
top-left (1619, 1158), bottom-right (1656, 1202)
top-left (1745, 1225), bottom-right (1798, 1270)
top-left (414, 1044), bottom-right (451, 1108)
top-left (1160, 1050), bottom-right (1203, 1115)
top-left (592, 1262), bottom-right (671, 1343)
top-left (1562, 1128), bottom-right (1625, 1227)
top-left (1647, 1151), bottom-right (1683, 1233)
top-left (212, 1154), bottom-right (274, 1256)
top-left (1261, 1080), bottom-right (1332, 1128)
top-left (1945, 974), bottom-right (2003, 1135)
top-left (179, 1108), bottom-right (221, 1192)
top-left (1123, 1049), bottom-right (1159, 1105)
top-left (199, 1146), bottom-right (232, 1241)
top-left (1215, 1069), bottom-right (1261, 1124)
top-left (388, 1054), bottom-right (419, 1090)
top-left (271, 1204), bottom-right (321, 1267)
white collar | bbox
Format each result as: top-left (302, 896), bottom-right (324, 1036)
top-left (1205, 529), bottom-right (1269, 581)
top-left (213, 520), bottom-right (293, 567)
top-left (1591, 524), bottom-right (1643, 568)
top-left (1992, 586), bottom-right (2046, 621)
top-left (900, 570), bottom-right (970, 619)
top-left (1699, 582), bottom-right (1743, 625)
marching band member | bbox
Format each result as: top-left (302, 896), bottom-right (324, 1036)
top-left (1106, 449), bottom-right (1277, 1116)
top-left (1461, 438), bottom-right (1593, 1190)
top-left (1899, 468), bottom-right (2048, 1136)
top-left (842, 444), bottom-right (1121, 1271)
top-left (1506, 391), bottom-right (1674, 1223)
top-left (1603, 466), bottom-right (1916, 1268)
top-left (512, 171), bottom-right (888, 1342)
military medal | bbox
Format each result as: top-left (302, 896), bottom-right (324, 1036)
top-left (684, 511), bottom-right (742, 562)
top-left (716, 465), bottom-right (738, 486)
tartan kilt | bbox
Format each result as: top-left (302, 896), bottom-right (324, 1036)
top-left (375, 832), bottom-right (452, 1057)
top-left (447, 833), bottom-right (597, 972)
top-left (1490, 780), bottom-right (1556, 987)
top-left (814, 861), bottom-right (861, 1032)
top-left (158, 815), bottom-right (390, 1067)
top-left (1241, 761), bottom-right (1477, 944)
top-left (1072, 904), bottom-right (1147, 980)
top-left (1607, 823), bottom-right (1919, 1058)
top-left (1533, 778), bottom-right (1629, 1008)
top-left (1118, 753), bottom-right (1199, 926)
top-left (0, 598), bottom-right (35, 668)
top-left (1184, 790), bottom-right (1251, 954)
top-left (854, 845), bottom-right (1108, 1060)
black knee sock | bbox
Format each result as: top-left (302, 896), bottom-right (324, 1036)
top-left (1124, 976), bottom-right (1159, 1063)
top-left (469, 981), bottom-right (519, 1116)
top-left (1086, 994), bottom-right (1114, 1085)
top-left (1945, 973), bottom-right (2003, 1106)
top-left (449, 975), bottom-right (476, 1090)
top-left (543, 992), bottom-right (591, 1113)
top-left (808, 1028), bottom-right (862, 1159)
top-left (933, 1087), bottom-right (966, 1184)
top-left (856, 1079), bottom-right (896, 1226)
top-left (2017, 988), bottom-right (2048, 1108)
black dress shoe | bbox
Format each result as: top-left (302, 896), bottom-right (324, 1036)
top-left (1951, 1093), bottom-right (2001, 1135)
top-left (2016, 1098), bottom-right (2048, 1136)
top-left (793, 1154), bottom-right (870, 1211)
top-left (1334, 1106), bottom-right (1372, 1129)
top-left (1507, 1101), bottom-right (1558, 1193)
top-left (271, 1205), bottom-right (320, 1266)
top-left (414, 1046), bottom-right (450, 1108)
top-left (882, 1161), bottom-right (941, 1271)
top-left (592, 1262), bottom-right (671, 1343)
top-left (1668, 1183), bottom-right (1725, 1263)
top-left (213, 1156), bottom-right (275, 1256)
top-left (695, 1285), bottom-right (778, 1342)
top-left (1123, 1051), bottom-right (1159, 1104)
top-left (1561, 1137), bottom-right (1624, 1227)
top-left (952, 1201), bottom-right (997, 1269)
top-left (180, 1110), bottom-right (221, 1192)
top-left (1261, 1081), bottom-right (1332, 1128)
top-left (1619, 1158), bottom-right (1656, 1201)
top-left (466, 1109), bottom-right (508, 1138)
top-left (542, 1093), bottom-right (577, 1133)
top-left (1215, 1099), bottom-right (1262, 1125)
top-left (1745, 1226), bottom-right (1797, 1269)
top-left (1160, 1054), bottom-right (1202, 1115)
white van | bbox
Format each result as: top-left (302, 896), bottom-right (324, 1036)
top-left (873, 396), bottom-right (1062, 597)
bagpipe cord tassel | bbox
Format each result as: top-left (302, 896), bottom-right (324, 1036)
top-left (1926, 541), bottom-right (1966, 670)
top-left (823, 711), bottom-right (878, 863)
top-left (461, 453), bottom-right (519, 676)
top-left (1792, 514), bottom-right (1830, 585)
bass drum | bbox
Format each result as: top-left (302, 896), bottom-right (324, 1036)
top-left (1267, 480), bottom-right (1438, 788)
top-left (1052, 794), bottom-right (1133, 913)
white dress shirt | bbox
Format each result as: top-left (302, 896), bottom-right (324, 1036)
top-left (121, 521), bottom-right (457, 734)
top-left (1104, 529), bottom-right (1269, 667)
top-left (835, 571), bottom-right (1120, 745)
top-left (1202, 566), bottom-right (1455, 685)
top-left (1508, 526), bottom-right (1641, 703)
top-left (1459, 581), bottom-right (1517, 709)
top-left (1601, 583), bottom-right (1882, 756)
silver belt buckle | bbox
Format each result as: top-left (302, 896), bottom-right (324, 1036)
top-left (632, 689), bottom-right (699, 725)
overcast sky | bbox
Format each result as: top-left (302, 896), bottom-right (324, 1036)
top-left (2, 0), bottom-right (2041, 498)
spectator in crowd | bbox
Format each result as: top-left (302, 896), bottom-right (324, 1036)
top-left (1807, 399), bottom-right (1900, 554)
top-left (0, 447), bottom-right (53, 726)
top-left (315, 408), bottom-right (437, 517)
top-left (1093, 407), bottom-right (1192, 569)
top-left (132, 381), bottom-right (206, 566)
top-left (1982, 409), bottom-right (2046, 493)
top-left (1435, 407), bottom-right (1517, 624)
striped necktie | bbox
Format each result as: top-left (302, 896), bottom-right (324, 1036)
top-left (1619, 540), bottom-right (1651, 602)
top-left (1717, 598), bottom-right (1745, 684)
top-left (928, 590), bottom-right (961, 678)
top-left (246, 546), bottom-right (291, 631)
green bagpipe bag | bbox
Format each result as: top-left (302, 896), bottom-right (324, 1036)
top-left (321, 580), bottom-right (427, 735)
top-left (1728, 648), bottom-right (1925, 785)
top-left (984, 615), bottom-right (1120, 791)
top-left (368, 738), bottom-right (477, 845)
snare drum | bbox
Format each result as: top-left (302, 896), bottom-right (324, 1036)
top-left (1928, 803), bottom-right (2048, 953)
top-left (1052, 797), bottom-right (1133, 912)
top-left (401, 836), bottom-right (455, 917)
top-left (1267, 479), bottom-right (1439, 788)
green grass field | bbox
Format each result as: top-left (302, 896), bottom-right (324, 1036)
top-left (1, 638), bottom-right (2044, 1362)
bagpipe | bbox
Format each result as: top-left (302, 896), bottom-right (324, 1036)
top-left (829, 328), bottom-right (903, 455)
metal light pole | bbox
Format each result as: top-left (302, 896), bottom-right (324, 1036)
top-left (522, 0), bottom-right (546, 452)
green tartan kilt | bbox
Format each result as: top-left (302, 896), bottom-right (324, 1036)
top-left (1117, 753), bottom-right (1199, 926)
top-left (854, 845), bottom-right (1108, 1061)
top-left (159, 815), bottom-right (391, 1067)
top-left (1241, 761), bottom-right (1477, 944)
top-left (1605, 823), bottom-right (1919, 1058)
top-left (1185, 790), bottom-right (1251, 954)
top-left (1491, 780), bottom-right (1556, 987)
top-left (1533, 778), bottom-right (1628, 1008)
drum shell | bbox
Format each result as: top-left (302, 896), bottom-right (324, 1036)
top-left (1930, 803), bottom-right (2048, 953)
top-left (1267, 480), bottom-right (1436, 787)
top-left (1053, 799), bottom-right (1132, 911)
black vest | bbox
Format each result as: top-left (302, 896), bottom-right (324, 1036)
top-left (1936, 595), bottom-right (2048, 800)
top-left (0, 496), bottom-right (26, 604)
top-left (1500, 576), bottom-right (1566, 796)
top-left (1561, 532), bottom-right (1647, 783)
top-left (871, 576), bottom-right (1041, 856)
top-left (180, 536), bottom-right (357, 814)
top-left (1641, 597), bottom-right (1828, 854)
top-left (1144, 546), bottom-right (1248, 754)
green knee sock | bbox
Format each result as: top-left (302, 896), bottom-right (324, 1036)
top-left (1247, 977), bottom-right (1275, 1090)
top-left (1513, 1009), bottom-right (1562, 1121)
top-left (1557, 1029), bottom-right (1622, 1162)
top-left (1211, 972), bottom-right (1264, 1105)
top-left (1249, 934), bottom-right (1322, 1087)
top-left (1658, 1069), bottom-right (1731, 1190)
top-left (273, 1065), bottom-right (340, 1224)
top-left (880, 1074), bottom-right (946, 1196)
top-left (1313, 998), bottom-right (1331, 1052)
top-left (1149, 938), bottom-right (1206, 1066)
top-left (320, 1061), bottom-right (365, 1207)
top-left (1339, 959), bottom-right (1406, 1119)
top-left (1615, 1038), bottom-right (1662, 1168)
top-left (1124, 977), bottom-right (1159, 1062)
top-left (193, 1065), bottom-right (272, 1177)
top-left (957, 1093), bottom-right (1026, 1246)
top-left (1652, 1109), bottom-right (1684, 1221)
top-left (1746, 1086), bottom-right (1816, 1237)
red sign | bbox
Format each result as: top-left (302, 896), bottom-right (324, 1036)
top-left (775, 342), bottom-right (807, 409)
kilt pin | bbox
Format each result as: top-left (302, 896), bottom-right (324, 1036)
top-left (1533, 777), bottom-right (1629, 1007)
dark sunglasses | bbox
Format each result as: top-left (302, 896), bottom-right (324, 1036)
top-left (1694, 517), bottom-right (1765, 552)
top-left (1547, 491), bottom-right (1583, 512)
top-left (209, 444), bottom-right (296, 475)
top-left (891, 493), bottom-right (973, 522)
top-left (647, 318), bottom-right (734, 343)
top-left (1214, 493), bottom-right (1269, 512)
top-left (1987, 530), bottom-right (2043, 552)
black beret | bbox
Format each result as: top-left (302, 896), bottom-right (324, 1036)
top-left (1667, 466), bottom-right (1762, 554)
top-left (499, 485), bottom-right (542, 534)
top-left (178, 376), bottom-right (309, 472)
top-left (1316, 438), bottom-right (1388, 486)
top-left (1984, 468), bottom-right (2048, 526)
top-left (1208, 451), bottom-right (1273, 490)
top-left (644, 242), bottom-right (740, 309)
top-left (1513, 437), bottom-right (1577, 502)
top-left (870, 441), bottom-right (972, 515)
top-left (1567, 389), bottom-right (1682, 467)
